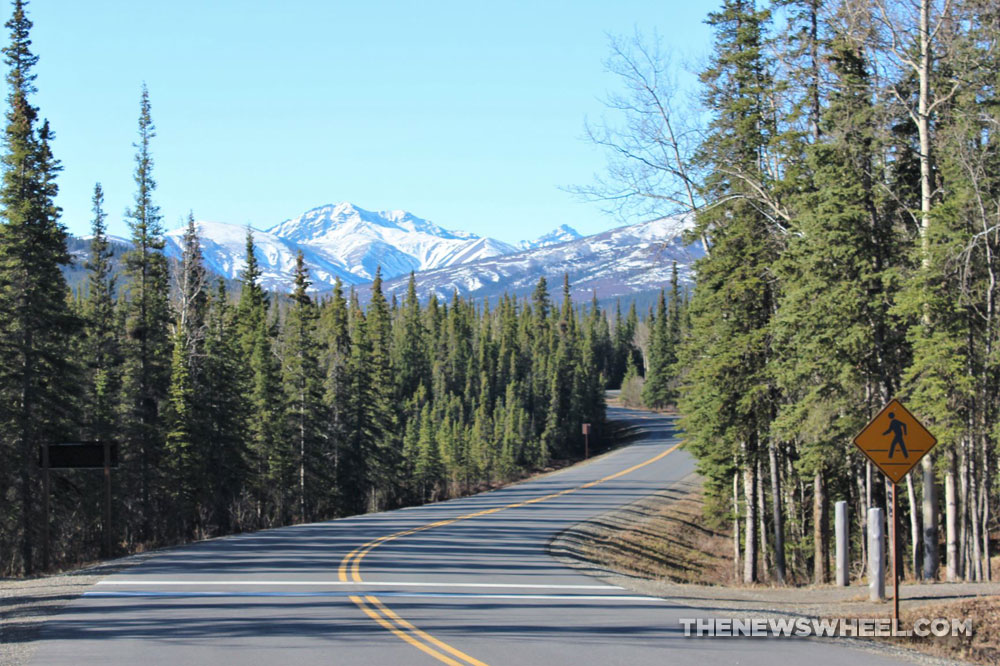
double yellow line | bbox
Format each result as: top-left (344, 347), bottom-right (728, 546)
top-left (337, 440), bottom-right (682, 666)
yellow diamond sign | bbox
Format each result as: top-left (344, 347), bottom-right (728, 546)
top-left (853, 399), bottom-right (937, 483)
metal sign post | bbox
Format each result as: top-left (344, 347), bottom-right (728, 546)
top-left (854, 399), bottom-right (937, 632)
top-left (891, 481), bottom-right (899, 624)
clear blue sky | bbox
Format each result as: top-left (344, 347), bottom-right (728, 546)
top-left (28, 0), bottom-right (712, 244)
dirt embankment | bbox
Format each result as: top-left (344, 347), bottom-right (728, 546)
top-left (549, 468), bottom-right (1000, 666)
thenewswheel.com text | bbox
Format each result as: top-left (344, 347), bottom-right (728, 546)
top-left (680, 617), bottom-right (972, 638)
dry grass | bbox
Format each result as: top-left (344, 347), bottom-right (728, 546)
top-left (553, 468), bottom-right (1000, 665)
top-left (896, 596), bottom-right (1000, 665)
top-left (552, 474), bottom-right (733, 585)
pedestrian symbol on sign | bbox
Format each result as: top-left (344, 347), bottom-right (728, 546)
top-left (853, 399), bottom-right (936, 484)
top-left (883, 412), bottom-right (908, 459)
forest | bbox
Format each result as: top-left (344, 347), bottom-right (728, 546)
top-left (590, 0), bottom-right (999, 585)
top-left (4, 0), bottom-right (1000, 590)
top-left (0, 1), bottom-right (633, 576)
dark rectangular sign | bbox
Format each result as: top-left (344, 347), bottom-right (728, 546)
top-left (40, 443), bottom-right (118, 469)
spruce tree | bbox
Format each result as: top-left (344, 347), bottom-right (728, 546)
top-left (120, 84), bottom-right (171, 543)
top-left (679, 0), bottom-right (778, 584)
top-left (280, 251), bottom-right (325, 523)
top-left (0, 0), bottom-right (76, 573)
top-left (642, 289), bottom-right (674, 409)
top-left (164, 214), bottom-right (208, 537)
top-left (236, 229), bottom-right (281, 526)
top-left (82, 183), bottom-right (120, 449)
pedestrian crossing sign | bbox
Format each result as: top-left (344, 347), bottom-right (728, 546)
top-left (853, 399), bottom-right (937, 483)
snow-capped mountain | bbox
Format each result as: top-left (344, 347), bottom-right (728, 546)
top-left (364, 215), bottom-right (701, 304)
top-left (158, 203), bottom-right (520, 291)
top-left (164, 221), bottom-right (360, 291)
top-left (517, 224), bottom-right (582, 250)
top-left (266, 203), bottom-right (516, 282)
top-left (71, 203), bottom-right (699, 301)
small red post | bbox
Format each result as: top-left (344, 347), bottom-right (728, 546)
top-left (582, 423), bottom-right (591, 459)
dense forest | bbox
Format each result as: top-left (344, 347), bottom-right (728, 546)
top-left (0, 1), bottom-right (633, 576)
top-left (590, 0), bottom-right (999, 584)
top-left (4, 0), bottom-right (999, 590)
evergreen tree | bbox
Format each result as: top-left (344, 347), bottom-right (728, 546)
top-left (164, 213), bottom-right (209, 537)
top-left (0, 0), bottom-right (76, 573)
top-left (120, 84), bottom-right (171, 544)
top-left (680, 0), bottom-right (778, 584)
top-left (82, 183), bottom-right (120, 449)
top-left (642, 289), bottom-right (674, 409)
top-left (365, 268), bottom-right (398, 510)
top-left (201, 281), bottom-right (247, 533)
top-left (280, 251), bottom-right (325, 523)
top-left (236, 229), bottom-right (282, 526)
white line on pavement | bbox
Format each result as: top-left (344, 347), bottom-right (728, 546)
top-left (84, 590), bottom-right (660, 601)
top-left (96, 580), bottom-right (623, 590)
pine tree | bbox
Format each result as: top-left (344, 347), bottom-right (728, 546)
top-left (164, 214), bottom-right (208, 537)
top-left (201, 281), bottom-right (247, 533)
top-left (680, 0), bottom-right (778, 584)
top-left (642, 289), bottom-right (674, 409)
top-left (280, 251), bottom-right (325, 523)
top-left (365, 268), bottom-right (398, 510)
top-left (235, 229), bottom-right (281, 526)
top-left (0, 0), bottom-right (77, 573)
top-left (319, 277), bottom-right (351, 516)
top-left (120, 84), bottom-right (171, 544)
top-left (82, 183), bottom-right (120, 450)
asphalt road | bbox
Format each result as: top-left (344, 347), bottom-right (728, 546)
top-left (29, 407), bottom-right (915, 666)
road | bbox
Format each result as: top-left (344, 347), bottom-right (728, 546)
top-left (29, 407), bottom-right (914, 665)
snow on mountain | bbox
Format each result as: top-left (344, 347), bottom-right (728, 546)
top-left (265, 203), bottom-right (516, 281)
top-left (156, 203), bottom-right (520, 291)
top-left (164, 220), bottom-right (361, 291)
top-left (517, 224), bottom-right (583, 250)
top-left (364, 215), bottom-right (701, 304)
top-left (103, 204), bottom-right (695, 299)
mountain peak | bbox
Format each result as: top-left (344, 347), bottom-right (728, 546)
top-left (518, 224), bottom-right (583, 251)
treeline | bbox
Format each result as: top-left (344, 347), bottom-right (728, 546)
top-left (595, 0), bottom-right (999, 585)
top-left (0, 1), bottom-right (609, 576)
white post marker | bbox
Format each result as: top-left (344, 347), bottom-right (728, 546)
top-left (868, 507), bottom-right (885, 601)
top-left (835, 500), bottom-right (848, 587)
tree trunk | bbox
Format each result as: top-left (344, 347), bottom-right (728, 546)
top-left (858, 464), bottom-right (869, 574)
top-left (769, 441), bottom-right (786, 583)
top-left (907, 473), bottom-right (922, 579)
top-left (970, 459), bottom-right (983, 582)
top-left (813, 470), bottom-right (828, 584)
top-left (983, 434), bottom-right (992, 582)
top-left (922, 456), bottom-right (938, 580)
top-left (733, 469), bottom-right (741, 583)
top-left (959, 443), bottom-right (970, 579)
top-left (945, 449), bottom-right (959, 581)
top-left (757, 457), bottom-right (769, 579)
top-left (743, 446), bottom-right (758, 584)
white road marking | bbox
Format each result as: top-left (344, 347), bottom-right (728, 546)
top-left (84, 590), bottom-right (660, 601)
top-left (96, 580), bottom-right (622, 590)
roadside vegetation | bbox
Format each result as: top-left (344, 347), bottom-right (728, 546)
top-left (587, 0), bottom-right (1000, 588)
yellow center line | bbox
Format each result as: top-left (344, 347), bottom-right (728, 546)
top-left (339, 440), bottom-right (682, 666)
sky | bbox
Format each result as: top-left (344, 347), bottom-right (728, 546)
top-left (28, 0), bottom-right (713, 245)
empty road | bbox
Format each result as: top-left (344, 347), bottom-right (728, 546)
top-left (29, 407), bottom-right (914, 665)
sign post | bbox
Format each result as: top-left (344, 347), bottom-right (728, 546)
top-left (40, 442), bottom-right (119, 566)
top-left (582, 423), bottom-right (591, 459)
top-left (853, 399), bottom-right (937, 628)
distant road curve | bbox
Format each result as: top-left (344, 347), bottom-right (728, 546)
top-left (31, 406), bottom-right (913, 665)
